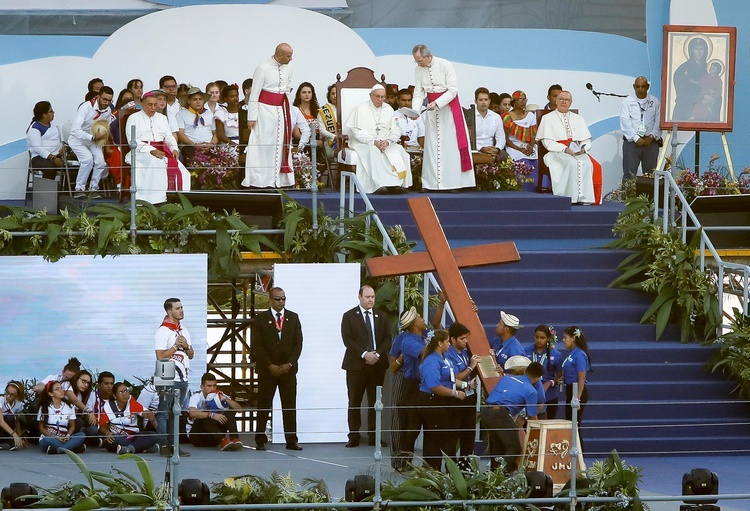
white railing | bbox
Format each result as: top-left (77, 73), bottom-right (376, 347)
top-left (653, 170), bottom-right (750, 327)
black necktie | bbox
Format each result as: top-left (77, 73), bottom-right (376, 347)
top-left (364, 310), bottom-right (375, 351)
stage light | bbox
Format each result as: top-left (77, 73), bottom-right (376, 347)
top-left (178, 479), bottom-right (210, 505)
top-left (680, 468), bottom-right (719, 511)
top-left (526, 471), bottom-right (553, 498)
top-left (1, 483), bottom-right (38, 509)
top-left (344, 474), bottom-right (375, 503)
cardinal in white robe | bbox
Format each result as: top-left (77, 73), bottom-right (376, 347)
top-left (125, 92), bottom-right (190, 204)
top-left (345, 84), bottom-right (412, 194)
top-left (536, 91), bottom-right (602, 204)
top-left (243, 43), bottom-right (295, 189)
top-left (412, 44), bottom-right (475, 191)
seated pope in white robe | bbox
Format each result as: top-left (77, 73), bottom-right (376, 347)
top-left (344, 84), bottom-right (412, 194)
top-left (125, 92), bottom-right (190, 204)
top-left (536, 91), bottom-right (597, 204)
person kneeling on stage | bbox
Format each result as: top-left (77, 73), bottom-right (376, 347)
top-left (187, 372), bottom-right (243, 451)
top-left (480, 361), bottom-right (543, 473)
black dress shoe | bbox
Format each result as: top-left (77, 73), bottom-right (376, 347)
top-left (345, 440), bottom-right (360, 448)
top-left (285, 443), bottom-right (303, 451)
top-left (255, 444), bottom-right (267, 451)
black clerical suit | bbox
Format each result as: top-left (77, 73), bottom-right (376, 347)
top-left (340, 305), bottom-right (391, 443)
top-left (252, 308), bottom-right (303, 447)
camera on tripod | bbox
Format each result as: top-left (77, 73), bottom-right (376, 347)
top-left (154, 359), bottom-right (177, 389)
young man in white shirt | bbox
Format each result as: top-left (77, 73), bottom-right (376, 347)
top-left (187, 373), bottom-right (243, 451)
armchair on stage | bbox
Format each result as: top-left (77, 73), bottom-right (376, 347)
top-left (462, 104), bottom-right (496, 166)
top-left (334, 67), bottom-right (387, 181)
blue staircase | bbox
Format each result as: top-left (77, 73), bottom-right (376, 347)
top-left (290, 190), bottom-right (749, 457)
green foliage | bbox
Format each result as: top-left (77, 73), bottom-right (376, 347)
top-left (26, 449), bottom-right (170, 510)
top-left (210, 472), bottom-right (330, 506)
top-left (606, 196), bottom-right (721, 342)
top-left (559, 450), bottom-right (647, 511)
top-left (0, 195), bottom-right (275, 281)
top-left (706, 308), bottom-right (750, 399)
top-left (380, 454), bottom-right (532, 510)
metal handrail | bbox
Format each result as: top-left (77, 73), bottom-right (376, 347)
top-left (338, 171), bottom-right (454, 321)
top-left (654, 170), bottom-right (750, 323)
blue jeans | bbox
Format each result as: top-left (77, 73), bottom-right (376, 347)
top-left (156, 380), bottom-right (189, 446)
top-left (39, 432), bottom-right (86, 453)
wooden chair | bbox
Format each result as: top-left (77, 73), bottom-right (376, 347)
top-left (462, 104), bottom-right (495, 166)
top-left (334, 67), bottom-right (386, 187)
top-left (535, 108), bottom-right (578, 194)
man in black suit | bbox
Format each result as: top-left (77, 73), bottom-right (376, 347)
top-left (341, 284), bottom-right (391, 447)
top-left (252, 287), bottom-right (303, 451)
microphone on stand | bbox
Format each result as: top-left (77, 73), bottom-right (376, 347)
top-left (586, 83), bottom-right (601, 102)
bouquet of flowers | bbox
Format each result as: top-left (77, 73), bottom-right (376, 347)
top-left (293, 150), bottom-right (325, 190)
top-left (187, 144), bottom-right (241, 190)
top-left (475, 156), bottom-right (535, 192)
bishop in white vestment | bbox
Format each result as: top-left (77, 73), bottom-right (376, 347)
top-left (125, 93), bottom-right (190, 204)
top-left (243, 43), bottom-right (295, 188)
top-left (345, 85), bottom-right (412, 194)
top-left (536, 91), bottom-right (601, 204)
top-left (412, 44), bottom-right (474, 191)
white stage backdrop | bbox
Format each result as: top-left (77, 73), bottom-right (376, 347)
top-left (0, 254), bottom-right (207, 390)
top-left (272, 263), bottom-right (361, 444)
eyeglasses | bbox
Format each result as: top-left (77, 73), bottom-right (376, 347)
top-left (558, 98), bottom-right (572, 102)
top-left (272, 296), bottom-right (286, 301)
top-left (79, 380), bottom-right (92, 385)
top-left (116, 389), bottom-right (129, 394)
top-left (4, 391), bottom-right (18, 398)
top-left (52, 387), bottom-right (63, 392)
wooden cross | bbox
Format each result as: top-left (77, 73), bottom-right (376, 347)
top-left (365, 197), bottom-right (520, 392)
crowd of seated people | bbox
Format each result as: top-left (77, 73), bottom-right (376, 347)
top-left (26, 75), bottom-right (593, 200)
top-left (0, 356), bottom-right (244, 455)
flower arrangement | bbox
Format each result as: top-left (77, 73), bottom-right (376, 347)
top-left (188, 144), bottom-right (241, 190)
top-left (292, 150), bottom-right (324, 189)
top-left (475, 157), bottom-right (535, 191)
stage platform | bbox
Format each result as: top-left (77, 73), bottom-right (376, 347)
top-left (0, 439), bottom-right (747, 511)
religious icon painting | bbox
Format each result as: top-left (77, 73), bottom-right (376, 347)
top-left (661, 25), bottom-right (736, 132)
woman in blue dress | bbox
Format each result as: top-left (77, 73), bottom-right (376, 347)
top-left (562, 326), bottom-right (592, 426)
top-left (417, 329), bottom-right (466, 471)
top-left (524, 325), bottom-right (563, 419)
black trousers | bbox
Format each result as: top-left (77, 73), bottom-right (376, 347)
top-left (191, 411), bottom-right (239, 447)
top-left (455, 393), bottom-right (477, 458)
top-left (565, 384), bottom-right (589, 451)
top-left (480, 405), bottom-right (521, 473)
top-left (391, 378), bottom-right (421, 470)
top-left (346, 365), bottom-right (385, 442)
top-left (417, 392), bottom-right (458, 471)
top-left (255, 372), bottom-right (298, 446)
top-left (30, 156), bottom-right (61, 179)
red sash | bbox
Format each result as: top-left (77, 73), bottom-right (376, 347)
top-left (558, 138), bottom-right (602, 205)
top-left (149, 141), bottom-right (183, 191)
top-left (259, 89), bottom-right (293, 174)
top-left (427, 91), bottom-right (473, 172)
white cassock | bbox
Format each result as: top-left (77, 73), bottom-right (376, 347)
top-left (125, 111), bottom-right (190, 204)
top-left (243, 57), bottom-right (294, 188)
top-left (536, 110), bottom-right (595, 204)
top-left (345, 100), bottom-right (412, 193)
top-left (412, 56), bottom-right (475, 191)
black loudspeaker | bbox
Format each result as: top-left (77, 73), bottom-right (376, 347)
top-left (178, 478), bottom-right (210, 505)
top-left (526, 471), bottom-right (554, 498)
top-left (687, 194), bottom-right (750, 249)
top-left (1, 483), bottom-right (38, 508)
top-left (344, 474), bottom-right (375, 502)
top-left (682, 468), bottom-right (719, 504)
top-left (169, 191), bottom-right (284, 229)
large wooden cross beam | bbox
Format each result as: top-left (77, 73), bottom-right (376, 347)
top-left (365, 197), bottom-right (520, 392)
